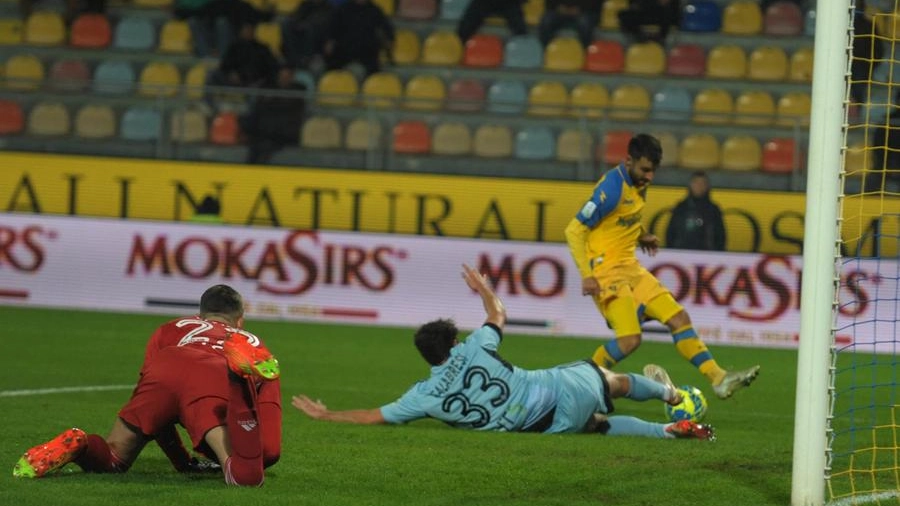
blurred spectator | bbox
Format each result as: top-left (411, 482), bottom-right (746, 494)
top-left (281, 0), bottom-right (333, 70)
top-left (175, 0), bottom-right (275, 58)
top-left (205, 20), bottom-right (281, 109)
top-left (868, 105), bottom-right (900, 193)
top-left (325, 0), bottom-right (395, 76)
top-left (538, 0), bottom-right (602, 48)
top-left (240, 68), bottom-right (307, 164)
top-left (850, 0), bottom-right (884, 107)
top-left (191, 195), bottom-right (224, 223)
top-left (666, 171), bottom-right (726, 251)
top-left (617, 0), bottom-right (680, 44)
top-left (457, 0), bottom-right (528, 43)
top-left (20, 0), bottom-right (104, 23)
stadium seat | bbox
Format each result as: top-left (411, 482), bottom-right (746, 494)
top-left (447, 78), bottom-right (485, 111)
top-left (121, 107), bottom-right (162, 141)
top-left (24, 11), bottom-right (65, 46)
top-left (473, 124), bottom-right (513, 158)
top-left (487, 79), bottom-right (527, 114)
top-left (185, 62), bottom-right (214, 100)
top-left (440, 0), bottom-right (470, 21)
top-left (504, 35), bottom-right (543, 69)
top-left (583, 41), bottom-right (625, 75)
top-left (692, 88), bottom-right (733, 125)
top-left (789, 48), bottom-right (814, 83)
top-left (344, 118), bottom-right (382, 151)
top-left (292, 70), bottom-right (316, 95)
top-left (761, 137), bottom-right (801, 174)
top-left (843, 142), bottom-right (872, 179)
top-left (69, 13), bottom-right (111, 48)
top-left (398, 0), bottom-right (437, 19)
top-left (93, 60), bottom-right (135, 95)
top-left (515, 126), bottom-right (555, 160)
top-left (734, 90), bottom-right (775, 126)
top-left (170, 109), bottom-right (207, 143)
top-left (764, 1), bottom-right (804, 36)
top-left (544, 37), bottom-right (584, 72)
top-left (679, 134), bottom-right (720, 170)
top-left (301, 116), bottom-right (342, 149)
top-left (361, 72), bottom-right (403, 108)
top-left (255, 22), bottom-right (281, 57)
top-left (432, 122), bottom-right (471, 155)
top-left (372, 0), bottom-right (394, 16)
top-left (775, 92), bottom-right (811, 128)
top-left (624, 41), bottom-right (665, 75)
top-left (158, 20), bottom-right (192, 54)
top-left (523, 0), bottom-right (544, 25)
top-left (0, 18), bottom-right (23, 45)
top-left (804, 8), bottom-right (815, 36)
top-left (134, 0), bottom-right (172, 7)
top-left (27, 101), bottom-right (70, 136)
top-left (609, 84), bottom-right (650, 121)
top-left (748, 46), bottom-right (789, 81)
top-left (392, 29), bottom-right (421, 65)
top-left (393, 120), bottom-right (431, 154)
top-left (528, 81), bottom-right (568, 117)
top-left (569, 82), bottom-right (608, 119)
top-left (651, 86), bottom-right (692, 121)
top-left (421, 31), bottom-right (463, 66)
top-left (74, 104), bottom-right (116, 139)
top-left (209, 111), bottom-right (240, 145)
top-left (4, 54), bottom-right (44, 91)
top-left (463, 33), bottom-right (503, 67)
top-left (556, 129), bottom-right (593, 163)
top-left (139, 61), bottom-right (181, 98)
top-left (317, 70), bottom-right (358, 106)
top-left (666, 43), bottom-right (706, 77)
top-left (48, 58), bottom-right (90, 92)
top-left (722, 0), bottom-right (762, 35)
top-left (403, 74), bottom-right (445, 111)
top-left (113, 16), bottom-right (155, 50)
top-left (274, 0), bottom-right (301, 14)
top-left (705, 44), bottom-right (747, 79)
top-left (652, 131), bottom-right (679, 167)
top-left (601, 130), bottom-right (633, 165)
top-left (721, 135), bottom-right (762, 171)
top-left (600, 0), bottom-right (628, 30)
top-left (0, 100), bottom-right (24, 134)
top-left (680, 1), bottom-right (722, 32)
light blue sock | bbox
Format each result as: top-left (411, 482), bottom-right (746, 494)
top-left (605, 416), bottom-right (670, 438)
top-left (625, 373), bottom-right (670, 402)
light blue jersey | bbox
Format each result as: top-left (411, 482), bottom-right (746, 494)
top-left (380, 325), bottom-right (613, 433)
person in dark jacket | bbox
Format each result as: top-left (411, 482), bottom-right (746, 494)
top-left (240, 68), bottom-right (307, 164)
top-left (324, 0), bottom-right (394, 76)
top-left (665, 171), bottom-right (726, 251)
top-left (850, 0), bottom-right (884, 106)
top-left (617, 0), bottom-right (680, 44)
top-left (539, 0), bottom-right (603, 48)
top-left (204, 20), bottom-right (282, 111)
top-left (281, 0), bottom-right (333, 69)
top-left (457, 0), bottom-right (527, 43)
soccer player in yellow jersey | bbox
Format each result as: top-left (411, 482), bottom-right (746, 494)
top-left (564, 134), bottom-right (760, 399)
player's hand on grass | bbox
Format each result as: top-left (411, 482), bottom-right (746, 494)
top-left (638, 233), bottom-right (660, 256)
top-left (292, 395), bottom-right (329, 419)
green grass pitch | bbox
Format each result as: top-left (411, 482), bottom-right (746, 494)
top-left (1, 305), bottom-right (801, 506)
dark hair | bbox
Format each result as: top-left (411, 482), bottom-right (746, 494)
top-left (199, 284), bottom-right (244, 323)
top-left (414, 319), bottom-right (458, 365)
top-left (628, 134), bottom-right (662, 166)
top-left (690, 170), bottom-right (708, 180)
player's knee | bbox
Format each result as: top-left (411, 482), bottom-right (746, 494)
top-left (665, 310), bottom-right (690, 329)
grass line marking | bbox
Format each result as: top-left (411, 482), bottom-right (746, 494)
top-left (0, 385), bottom-right (134, 397)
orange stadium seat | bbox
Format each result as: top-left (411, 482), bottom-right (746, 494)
top-left (679, 134), bottom-right (720, 170)
top-left (404, 74), bottom-right (445, 111)
top-left (624, 41), bottom-right (665, 75)
top-left (584, 40), bottom-right (624, 73)
top-left (392, 29), bottom-right (421, 65)
top-left (317, 70), bottom-right (358, 106)
top-left (776, 92), bottom-right (811, 128)
top-left (528, 80), bottom-right (568, 117)
top-left (609, 84), bottom-right (650, 121)
top-left (48, 58), bottom-right (90, 92)
top-left (666, 43), bottom-right (706, 77)
top-left (762, 137), bottom-right (802, 174)
top-left (764, 1), bottom-right (803, 36)
top-left (27, 101), bottom-right (70, 136)
top-left (74, 104), bottom-right (116, 139)
top-left (361, 71), bottom-right (403, 108)
top-left (721, 135), bottom-right (762, 171)
top-left (602, 130), bottom-right (633, 165)
top-left (748, 46), bottom-right (789, 81)
top-left (421, 31), bottom-right (463, 66)
top-left (397, 0), bottom-right (437, 20)
top-left (463, 33), bottom-right (503, 67)
top-left (301, 116), bottom-right (342, 149)
top-left (473, 124), bottom-right (513, 158)
top-left (210, 111), bottom-right (240, 145)
top-left (722, 0), bottom-right (762, 35)
top-left (344, 118), bottom-right (382, 151)
top-left (556, 129), bottom-right (593, 163)
top-left (393, 120), bottom-right (431, 154)
top-left (569, 82), bottom-right (608, 119)
top-left (70, 13), bottom-right (111, 48)
top-left (692, 88), bottom-right (733, 125)
top-left (24, 11), bottom-right (65, 46)
top-left (432, 122), bottom-right (472, 155)
top-left (446, 78), bottom-right (485, 111)
top-left (705, 44), bottom-right (747, 79)
top-left (734, 90), bottom-right (775, 126)
top-left (0, 99), bottom-right (24, 134)
top-left (789, 48), bottom-right (813, 83)
top-left (544, 37), bottom-right (584, 72)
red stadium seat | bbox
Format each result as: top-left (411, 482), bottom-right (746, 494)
top-left (666, 43), bottom-right (706, 77)
top-left (447, 78), bottom-right (486, 111)
top-left (48, 59), bottom-right (91, 91)
top-left (601, 130), bottom-right (633, 165)
top-left (210, 111), bottom-right (239, 145)
top-left (761, 137), bottom-right (802, 173)
top-left (0, 100), bottom-right (25, 134)
top-left (393, 120), bottom-right (431, 153)
top-left (463, 34), bottom-right (504, 68)
top-left (763, 1), bottom-right (803, 36)
top-left (69, 13), bottom-right (112, 48)
top-left (584, 40), bottom-right (624, 73)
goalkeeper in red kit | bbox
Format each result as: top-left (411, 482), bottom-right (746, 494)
top-left (12, 285), bottom-right (282, 486)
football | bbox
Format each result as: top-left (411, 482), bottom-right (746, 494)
top-left (664, 385), bottom-right (708, 422)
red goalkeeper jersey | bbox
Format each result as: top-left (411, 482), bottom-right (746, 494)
top-left (142, 316), bottom-right (262, 374)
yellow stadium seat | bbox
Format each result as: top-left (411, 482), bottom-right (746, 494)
top-left (372, 0), bottom-right (394, 15)
top-left (158, 20), bottom-right (192, 54)
top-left (392, 29), bottom-right (421, 65)
top-left (170, 109), bottom-right (208, 143)
top-left (473, 124), bottom-right (513, 158)
top-left (523, 0), bottom-right (544, 25)
top-left (139, 61), bottom-right (181, 98)
top-left (624, 42), bottom-right (665, 76)
top-left (74, 104), bottom-right (116, 139)
top-left (544, 37), bottom-right (584, 72)
top-left (722, 0), bottom-right (763, 35)
top-left (601, 0), bottom-right (628, 30)
top-left (843, 142), bottom-right (872, 179)
top-left (344, 118), bottom-right (382, 151)
top-left (0, 18), bottom-right (23, 45)
top-left (274, 0), bottom-right (301, 14)
top-left (679, 134), bottom-right (720, 170)
top-left (24, 11), bottom-right (65, 46)
top-left (185, 62), bottom-right (213, 100)
top-left (609, 84), bottom-right (650, 121)
top-left (556, 129), bottom-right (592, 163)
top-left (569, 82), bottom-right (608, 119)
top-left (528, 80), bottom-right (568, 117)
top-left (776, 92), bottom-right (811, 127)
top-left (317, 70), bottom-right (358, 106)
top-left (692, 88), bottom-right (733, 125)
top-left (734, 90), bottom-right (775, 126)
top-left (27, 101), bottom-right (69, 136)
top-left (789, 47), bottom-right (814, 83)
top-left (404, 74), bottom-right (445, 110)
top-left (705, 45), bottom-right (747, 80)
top-left (134, 0), bottom-right (173, 7)
top-left (421, 30), bottom-right (463, 66)
top-left (432, 122), bottom-right (472, 155)
top-left (748, 46), bottom-right (788, 81)
top-left (255, 22), bottom-right (282, 57)
top-left (651, 131), bottom-right (679, 167)
top-left (721, 135), bottom-right (762, 171)
top-left (4, 54), bottom-right (44, 91)
top-left (361, 72), bottom-right (402, 108)
top-left (301, 116), bottom-right (342, 148)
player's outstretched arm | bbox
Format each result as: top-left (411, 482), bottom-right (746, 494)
top-left (461, 263), bottom-right (506, 328)
top-left (292, 395), bottom-right (387, 425)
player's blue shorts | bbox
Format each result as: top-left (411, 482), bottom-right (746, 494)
top-left (545, 360), bottom-right (614, 434)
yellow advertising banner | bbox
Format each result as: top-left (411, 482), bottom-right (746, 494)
top-left (1, 152), bottom-right (897, 256)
